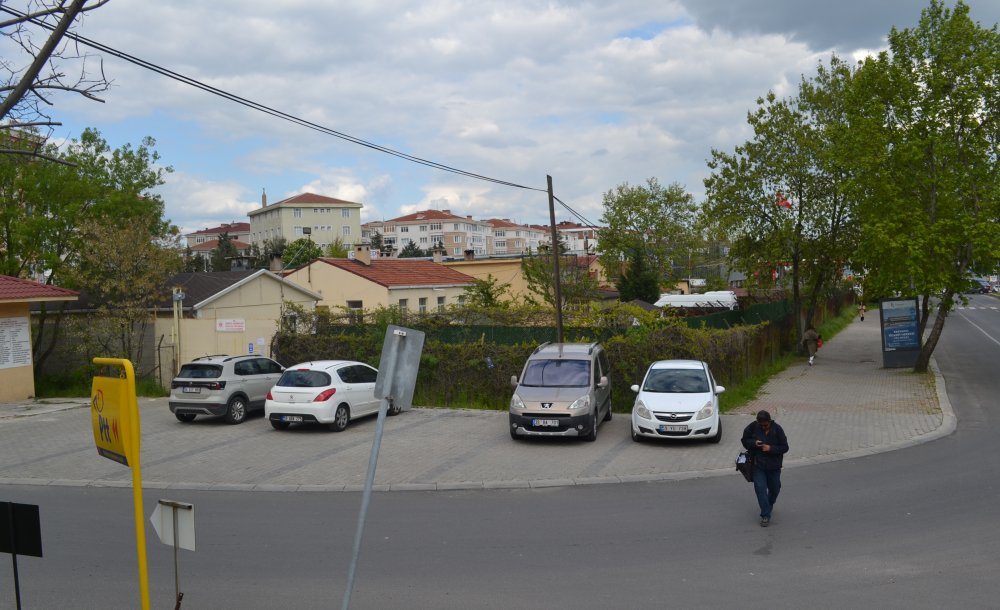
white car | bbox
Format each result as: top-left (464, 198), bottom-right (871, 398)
top-left (629, 360), bottom-right (724, 443)
top-left (264, 360), bottom-right (399, 432)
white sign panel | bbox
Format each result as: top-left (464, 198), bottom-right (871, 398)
top-left (151, 500), bottom-right (196, 551)
top-left (0, 316), bottom-right (32, 370)
top-left (215, 319), bottom-right (246, 332)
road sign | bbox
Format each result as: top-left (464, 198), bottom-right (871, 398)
top-left (90, 362), bottom-right (137, 466)
top-left (150, 500), bottom-right (195, 551)
top-left (373, 325), bottom-right (425, 411)
top-left (0, 501), bottom-right (41, 557)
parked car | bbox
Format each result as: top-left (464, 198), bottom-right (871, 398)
top-left (508, 342), bottom-right (612, 442)
top-left (967, 278), bottom-right (992, 294)
top-left (265, 360), bottom-right (399, 431)
top-left (169, 355), bottom-right (285, 424)
top-left (629, 360), bottom-right (724, 443)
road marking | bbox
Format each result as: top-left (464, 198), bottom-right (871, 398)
top-left (958, 311), bottom-right (1000, 347)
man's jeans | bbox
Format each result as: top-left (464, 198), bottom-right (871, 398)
top-left (752, 467), bottom-right (782, 518)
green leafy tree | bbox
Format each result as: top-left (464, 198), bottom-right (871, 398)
top-left (847, 0), bottom-right (1000, 371)
top-left (616, 246), bottom-right (661, 303)
top-left (462, 274), bottom-right (512, 308)
top-left (257, 237), bottom-right (287, 269)
top-left (210, 231), bottom-right (239, 271)
top-left (522, 242), bottom-right (600, 307)
top-left (282, 237), bottom-right (323, 269)
top-left (325, 236), bottom-right (349, 258)
top-left (598, 178), bottom-right (698, 283)
top-left (398, 241), bottom-right (427, 258)
top-left (368, 230), bottom-right (384, 254)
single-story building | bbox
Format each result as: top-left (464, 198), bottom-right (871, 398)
top-left (0, 275), bottom-right (78, 402)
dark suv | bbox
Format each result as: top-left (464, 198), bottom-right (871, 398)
top-left (169, 355), bottom-right (284, 424)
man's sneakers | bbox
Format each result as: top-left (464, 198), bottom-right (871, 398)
top-left (759, 516), bottom-right (770, 527)
top-left (808, 356), bottom-right (814, 366)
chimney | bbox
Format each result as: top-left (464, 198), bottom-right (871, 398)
top-left (269, 255), bottom-right (282, 272)
top-left (463, 249), bottom-right (475, 261)
top-left (354, 243), bottom-right (372, 266)
top-left (261, 188), bottom-right (267, 208)
top-left (432, 247), bottom-right (444, 263)
top-left (443, 209), bottom-right (450, 215)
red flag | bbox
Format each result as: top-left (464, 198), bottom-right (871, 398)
top-left (775, 191), bottom-right (792, 209)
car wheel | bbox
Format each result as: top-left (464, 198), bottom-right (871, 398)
top-left (510, 426), bottom-right (519, 440)
top-left (603, 402), bottom-right (613, 422)
top-left (224, 396), bottom-right (247, 424)
top-left (329, 404), bottom-right (349, 432)
top-left (387, 399), bottom-right (402, 416)
top-left (583, 409), bottom-right (598, 442)
top-left (175, 412), bottom-right (196, 423)
top-left (270, 419), bottom-right (290, 430)
top-left (708, 419), bottom-right (722, 444)
top-left (630, 425), bottom-right (641, 443)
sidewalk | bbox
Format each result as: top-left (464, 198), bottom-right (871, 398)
top-left (0, 317), bottom-right (953, 491)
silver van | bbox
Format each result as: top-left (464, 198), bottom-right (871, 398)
top-left (509, 342), bottom-right (612, 441)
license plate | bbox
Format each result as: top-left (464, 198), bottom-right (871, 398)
top-left (659, 424), bottom-right (687, 432)
top-left (532, 419), bottom-right (559, 427)
top-left (282, 415), bottom-right (303, 422)
top-left (182, 386), bottom-right (200, 394)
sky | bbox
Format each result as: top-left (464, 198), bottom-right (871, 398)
top-left (24, 0), bottom-right (1000, 236)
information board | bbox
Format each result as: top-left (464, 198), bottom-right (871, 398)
top-left (0, 316), bottom-right (32, 370)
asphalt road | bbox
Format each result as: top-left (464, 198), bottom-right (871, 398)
top-left (2, 295), bottom-right (999, 609)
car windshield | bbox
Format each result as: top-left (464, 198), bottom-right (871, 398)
top-left (642, 368), bottom-right (709, 393)
top-left (521, 359), bottom-right (590, 387)
top-left (177, 364), bottom-right (222, 379)
top-left (276, 370), bottom-right (332, 388)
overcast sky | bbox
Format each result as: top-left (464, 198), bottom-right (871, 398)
top-left (36, 1), bottom-right (1000, 235)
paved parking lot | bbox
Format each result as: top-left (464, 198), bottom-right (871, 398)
top-left (0, 318), bottom-right (952, 491)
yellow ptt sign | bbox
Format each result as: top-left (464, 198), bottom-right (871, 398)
top-left (90, 358), bottom-right (138, 466)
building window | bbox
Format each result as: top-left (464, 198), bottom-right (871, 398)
top-left (343, 225), bottom-right (351, 236)
top-left (342, 209), bottom-right (351, 218)
top-left (400, 226), bottom-right (409, 233)
top-left (494, 230), bottom-right (505, 237)
top-left (398, 298), bottom-right (408, 311)
top-left (419, 225), bottom-right (427, 232)
top-left (453, 223), bottom-right (460, 230)
top-left (418, 297), bottom-right (427, 313)
top-left (453, 247), bottom-right (461, 255)
top-left (430, 223), bottom-right (442, 230)
top-left (385, 225), bottom-right (395, 233)
top-left (294, 226), bottom-right (303, 236)
top-left (346, 300), bottom-right (364, 324)
top-left (458, 295), bottom-right (466, 305)
top-left (437, 296), bottom-right (445, 312)
top-left (419, 236), bottom-right (428, 244)
top-left (293, 208), bottom-right (302, 218)
top-left (453, 236), bottom-right (461, 243)
top-left (496, 240), bottom-right (506, 249)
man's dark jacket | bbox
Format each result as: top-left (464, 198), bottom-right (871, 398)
top-left (741, 421), bottom-right (789, 471)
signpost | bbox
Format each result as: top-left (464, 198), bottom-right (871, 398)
top-left (91, 358), bottom-right (150, 610)
top-left (1, 501), bottom-right (42, 610)
top-left (151, 499), bottom-right (195, 609)
top-left (342, 325), bottom-right (425, 610)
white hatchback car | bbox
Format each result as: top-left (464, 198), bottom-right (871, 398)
top-left (629, 360), bottom-right (725, 443)
top-left (264, 360), bottom-right (399, 432)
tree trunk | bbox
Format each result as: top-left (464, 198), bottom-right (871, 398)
top-left (914, 297), bottom-right (949, 373)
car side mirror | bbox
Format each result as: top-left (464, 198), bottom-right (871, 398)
top-left (598, 375), bottom-right (608, 389)
top-left (630, 384), bottom-right (640, 393)
top-left (715, 385), bottom-right (726, 394)
top-left (510, 375), bottom-right (519, 388)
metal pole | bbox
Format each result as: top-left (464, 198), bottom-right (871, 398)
top-left (342, 342), bottom-right (400, 610)
top-left (547, 175), bottom-right (563, 343)
top-left (6, 503), bottom-right (20, 610)
top-left (172, 507), bottom-right (180, 605)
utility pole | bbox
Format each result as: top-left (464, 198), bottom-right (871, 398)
top-left (547, 175), bottom-right (563, 343)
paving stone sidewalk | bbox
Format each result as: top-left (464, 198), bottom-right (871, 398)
top-left (0, 317), bottom-right (953, 491)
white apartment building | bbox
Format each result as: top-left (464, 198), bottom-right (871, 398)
top-left (484, 218), bottom-right (546, 255)
top-left (248, 191), bottom-right (363, 250)
top-left (364, 209), bottom-right (494, 256)
top-left (534, 221), bottom-right (600, 255)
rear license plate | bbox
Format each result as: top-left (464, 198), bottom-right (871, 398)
top-left (659, 425), bottom-right (687, 432)
top-left (282, 415), bottom-right (303, 422)
top-left (182, 386), bottom-right (200, 394)
top-left (532, 419), bottom-right (559, 427)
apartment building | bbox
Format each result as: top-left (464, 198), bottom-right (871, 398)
top-left (483, 218), bottom-right (547, 255)
top-left (363, 209), bottom-right (494, 256)
top-left (248, 191), bottom-right (363, 250)
top-left (183, 222), bottom-right (252, 264)
top-left (532, 221), bottom-right (600, 255)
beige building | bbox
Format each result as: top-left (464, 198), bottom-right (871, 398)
top-left (154, 269), bottom-right (321, 387)
top-left (363, 209), bottom-right (494, 256)
top-left (484, 218), bottom-right (547, 255)
top-left (0, 276), bottom-right (78, 402)
top-left (283, 244), bottom-right (475, 312)
top-left (440, 257), bottom-right (532, 302)
top-left (249, 191), bottom-right (363, 251)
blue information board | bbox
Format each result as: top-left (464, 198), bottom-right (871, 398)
top-left (880, 297), bottom-right (920, 367)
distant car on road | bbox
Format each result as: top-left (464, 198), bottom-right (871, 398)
top-left (630, 360), bottom-right (724, 443)
top-left (265, 360), bottom-right (399, 431)
top-left (967, 278), bottom-right (992, 294)
top-left (169, 355), bottom-right (284, 424)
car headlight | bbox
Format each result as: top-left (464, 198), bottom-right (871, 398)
top-left (634, 400), bottom-right (651, 420)
top-left (695, 401), bottom-right (714, 421)
top-left (510, 394), bottom-right (525, 410)
top-left (568, 395), bottom-right (591, 410)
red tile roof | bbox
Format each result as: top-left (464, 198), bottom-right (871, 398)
top-left (0, 276), bottom-right (78, 303)
top-left (484, 218), bottom-right (528, 229)
top-left (187, 222), bottom-right (250, 236)
top-left (273, 192), bottom-right (362, 206)
top-left (316, 258), bottom-right (474, 288)
top-left (385, 209), bottom-right (471, 223)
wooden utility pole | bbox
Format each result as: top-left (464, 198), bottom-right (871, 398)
top-left (547, 175), bottom-right (563, 343)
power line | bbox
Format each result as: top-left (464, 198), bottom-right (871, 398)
top-left (1, 5), bottom-right (548, 194)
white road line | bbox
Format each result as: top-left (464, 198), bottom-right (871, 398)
top-left (957, 311), bottom-right (1000, 347)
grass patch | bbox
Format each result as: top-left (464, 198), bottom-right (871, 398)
top-left (35, 375), bottom-right (168, 399)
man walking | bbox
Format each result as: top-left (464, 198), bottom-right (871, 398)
top-left (741, 410), bottom-right (789, 527)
